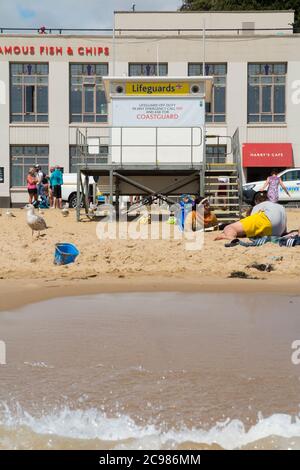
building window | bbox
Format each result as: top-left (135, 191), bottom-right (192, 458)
top-left (188, 63), bottom-right (226, 123)
top-left (206, 145), bottom-right (227, 164)
top-left (248, 63), bottom-right (287, 123)
top-left (70, 145), bottom-right (108, 172)
top-left (10, 146), bottom-right (49, 187)
top-left (10, 63), bottom-right (49, 123)
top-left (129, 63), bottom-right (168, 77)
top-left (70, 64), bottom-right (108, 123)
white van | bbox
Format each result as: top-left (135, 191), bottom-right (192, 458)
top-left (61, 173), bottom-right (129, 208)
top-left (243, 168), bottom-right (300, 204)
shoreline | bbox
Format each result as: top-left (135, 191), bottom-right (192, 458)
top-left (1, 275), bottom-right (300, 312)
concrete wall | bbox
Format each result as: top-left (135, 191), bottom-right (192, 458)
top-left (115, 11), bottom-right (295, 35)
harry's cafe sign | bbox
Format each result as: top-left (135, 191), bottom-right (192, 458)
top-left (125, 81), bottom-right (194, 96)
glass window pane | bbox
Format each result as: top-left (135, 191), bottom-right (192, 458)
top-left (261, 115), bottom-right (272, 122)
top-left (248, 64), bottom-right (260, 75)
top-left (37, 86), bottom-right (48, 113)
top-left (96, 115), bottom-right (107, 122)
top-left (214, 86), bottom-right (225, 113)
top-left (96, 64), bottom-right (108, 76)
top-left (11, 146), bottom-right (23, 156)
top-left (25, 86), bottom-right (35, 113)
top-left (70, 64), bottom-right (83, 75)
top-left (274, 115), bottom-right (285, 122)
top-left (24, 147), bottom-right (36, 156)
top-left (248, 115), bottom-right (259, 123)
top-left (188, 64), bottom-right (201, 76)
top-left (11, 85), bottom-right (22, 113)
top-left (24, 114), bottom-right (35, 122)
top-left (11, 165), bottom-right (23, 187)
top-left (36, 64), bottom-right (48, 75)
top-left (71, 114), bottom-right (82, 123)
top-left (71, 87), bottom-right (82, 114)
top-left (214, 64), bottom-right (227, 75)
top-left (274, 86), bottom-right (285, 114)
top-left (96, 89), bottom-right (107, 114)
top-left (83, 114), bottom-right (95, 122)
top-left (158, 64), bottom-right (168, 76)
top-left (129, 64), bottom-right (140, 76)
top-left (37, 115), bottom-right (48, 122)
top-left (36, 146), bottom-right (49, 156)
top-left (214, 115), bottom-right (226, 123)
top-left (11, 64), bottom-right (23, 75)
top-left (248, 86), bottom-right (259, 114)
top-left (262, 86), bottom-right (272, 113)
top-left (11, 115), bottom-right (23, 122)
top-left (84, 86), bottom-right (94, 112)
top-left (274, 63), bottom-right (286, 74)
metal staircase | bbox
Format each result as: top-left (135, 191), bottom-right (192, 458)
top-left (204, 163), bottom-right (242, 223)
top-left (204, 129), bottom-right (243, 223)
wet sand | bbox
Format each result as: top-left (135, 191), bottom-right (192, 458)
top-left (1, 292), bottom-right (300, 450)
top-left (1, 277), bottom-right (300, 313)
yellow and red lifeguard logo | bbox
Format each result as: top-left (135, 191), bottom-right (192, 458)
top-left (125, 82), bottom-right (190, 95)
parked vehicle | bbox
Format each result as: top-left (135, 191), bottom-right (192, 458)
top-left (61, 173), bottom-right (128, 208)
top-left (243, 168), bottom-right (300, 204)
top-left (61, 173), bottom-right (94, 208)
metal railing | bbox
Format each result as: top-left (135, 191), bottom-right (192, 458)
top-left (0, 27), bottom-right (297, 35)
top-left (76, 126), bottom-right (204, 168)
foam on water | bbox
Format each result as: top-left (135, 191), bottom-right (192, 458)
top-left (1, 403), bottom-right (300, 450)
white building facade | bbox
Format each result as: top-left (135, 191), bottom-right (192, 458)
top-left (0, 10), bottom-right (299, 206)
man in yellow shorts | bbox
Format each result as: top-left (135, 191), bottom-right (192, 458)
top-left (215, 192), bottom-right (287, 241)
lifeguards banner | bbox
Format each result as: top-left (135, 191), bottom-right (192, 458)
top-left (125, 81), bottom-right (190, 96)
top-left (112, 98), bottom-right (205, 127)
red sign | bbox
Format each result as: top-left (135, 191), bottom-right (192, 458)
top-left (0, 45), bottom-right (109, 56)
top-left (243, 143), bottom-right (293, 168)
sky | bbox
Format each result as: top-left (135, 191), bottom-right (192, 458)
top-left (0, 0), bottom-right (184, 30)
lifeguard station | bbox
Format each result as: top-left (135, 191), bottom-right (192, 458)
top-left (75, 76), bottom-right (243, 221)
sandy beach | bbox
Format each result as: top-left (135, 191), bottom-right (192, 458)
top-left (0, 208), bottom-right (300, 310)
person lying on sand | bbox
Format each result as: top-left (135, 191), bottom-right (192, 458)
top-left (215, 192), bottom-right (287, 241)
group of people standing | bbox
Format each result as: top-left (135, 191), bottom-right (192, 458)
top-left (26, 165), bottom-right (63, 209)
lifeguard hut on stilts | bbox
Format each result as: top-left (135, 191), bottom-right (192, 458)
top-left (75, 76), bottom-right (243, 221)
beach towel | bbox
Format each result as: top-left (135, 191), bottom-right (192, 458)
top-left (225, 235), bottom-right (300, 248)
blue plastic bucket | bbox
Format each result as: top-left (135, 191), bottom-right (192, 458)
top-left (54, 243), bottom-right (79, 265)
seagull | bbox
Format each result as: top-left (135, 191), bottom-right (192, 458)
top-left (62, 202), bottom-right (69, 217)
top-left (25, 204), bottom-right (47, 237)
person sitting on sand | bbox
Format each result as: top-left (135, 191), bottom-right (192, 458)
top-left (185, 197), bottom-right (218, 231)
top-left (215, 192), bottom-right (287, 241)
